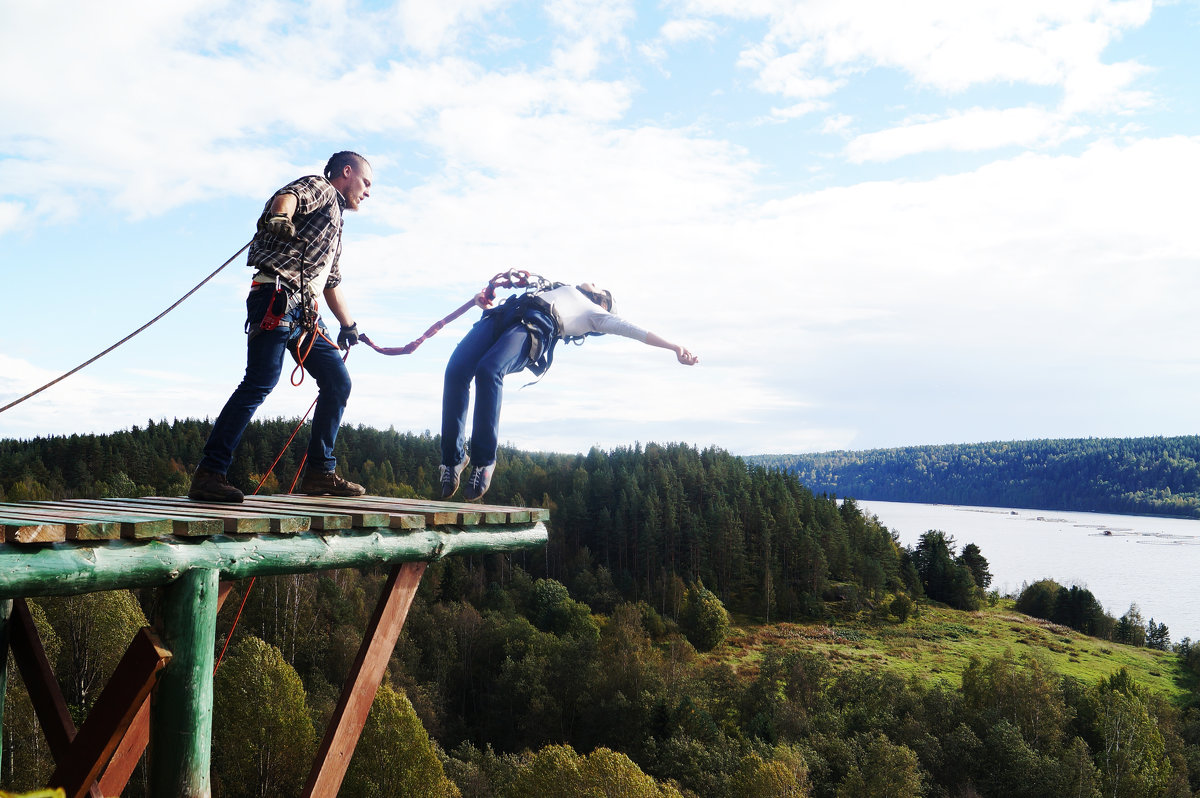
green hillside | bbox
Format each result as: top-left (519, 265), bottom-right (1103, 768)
top-left (722, 601), bottom-right (1193, 702)
top-left (750, 435), bottom-right (1200, 517)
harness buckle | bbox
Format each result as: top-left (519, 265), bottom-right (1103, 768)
top-left (259, 274), bottom-right (289, 331)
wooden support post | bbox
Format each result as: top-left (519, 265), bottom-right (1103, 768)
top-left (49, 627), bottom-right (171, 798)
top-left (0, 599), bottom-right (10, 772)
top-left (302, 562), bottom-right (427, 798)
top-left (98, 579), bottom-right (235, 797)
top-left (150, 569), bottom-right (218, 798)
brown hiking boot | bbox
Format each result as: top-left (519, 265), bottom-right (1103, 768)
top-left (298, 470), bottom-right (366, 497)
top-left (188, 467), bottom-right (244, 503)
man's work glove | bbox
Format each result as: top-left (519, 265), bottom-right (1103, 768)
top-left (259, 212), bottom-right (296, 238)
top-left (338, 323), bottom-right (360, 350)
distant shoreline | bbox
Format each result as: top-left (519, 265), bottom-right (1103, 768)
top-left (745, 434), bottom-right (1200, 522)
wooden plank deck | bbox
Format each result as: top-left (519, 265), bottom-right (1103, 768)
top-left (0, 494), bottom-right (547, 544)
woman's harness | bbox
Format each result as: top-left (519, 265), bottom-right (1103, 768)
top-left (482, 284), bottom-right (602, 378)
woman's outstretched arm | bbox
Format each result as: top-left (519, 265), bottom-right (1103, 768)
top-left (644, 331), bottom-right (699, 365)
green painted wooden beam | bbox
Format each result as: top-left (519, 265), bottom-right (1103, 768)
top-left (150, 569), bottom-right (217, 798)
top-left (0, 523), bottom-right (547, 599)
top-left (0, 599), bottom-right (9, 768)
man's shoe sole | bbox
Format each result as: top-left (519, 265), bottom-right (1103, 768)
top-left (188, 490), bottom-right (244, 503)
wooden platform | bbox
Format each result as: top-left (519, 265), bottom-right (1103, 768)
top-left (0, 494), bottom-right (550, 544)
top-left (0, 493), bottom-right (550, 798)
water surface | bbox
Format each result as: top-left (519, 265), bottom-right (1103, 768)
top-left (856, 499), bottom-right (1200, 642)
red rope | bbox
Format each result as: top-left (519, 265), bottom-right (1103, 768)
top-left (215, 345), bottom-right (348, 671)
top-left (214, 576), bottom-right (256, 674)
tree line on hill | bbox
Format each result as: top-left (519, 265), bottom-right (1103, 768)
top-left (1, 420), bottom-right (1198, 796)
top-left (750, 435), bottom-right (1200, 517)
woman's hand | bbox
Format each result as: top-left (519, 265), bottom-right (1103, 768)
top-left (676, 346), bottom-right (699, 366)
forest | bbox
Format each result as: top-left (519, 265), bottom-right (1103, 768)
top-left (751, 435), bottom-right (1200, 518)
top-left (1, 420), bottom-right (1199, 797)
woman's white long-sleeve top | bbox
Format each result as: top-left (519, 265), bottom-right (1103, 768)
top-left (539, 285), bottom-right (649, 342)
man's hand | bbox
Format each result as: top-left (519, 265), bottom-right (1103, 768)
top-left (259, 212), bottom-right (296, 238)
top-left (676, 346), bottom-right (699, 366)
top-left (338, 323), bottom-right (360, 350)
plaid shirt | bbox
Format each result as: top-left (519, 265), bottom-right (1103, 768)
top-left (248, 175), bottom-right (346, 293)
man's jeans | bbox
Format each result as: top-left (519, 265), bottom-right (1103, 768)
top-left (441, 314), bottom-right (532, 469)
top-left (200, 285), bottom-right (351, 476)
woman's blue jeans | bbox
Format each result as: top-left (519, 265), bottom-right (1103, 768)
top-left (441, 314), bottom-right (532, 469)
top-left (199, 286), bottom-right (351, 476)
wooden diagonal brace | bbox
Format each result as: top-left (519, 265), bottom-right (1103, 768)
top-left (8, 599), bottom-right (78, 759)
top-left (302, 562), bottom-right (427, 798)
top-left (7, 598), bottom-right (102, 798)
top-left (49, 627), bottom-right (171, 798)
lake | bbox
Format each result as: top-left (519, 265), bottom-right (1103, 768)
top-left (856, 499), bottom-right (1200, 642)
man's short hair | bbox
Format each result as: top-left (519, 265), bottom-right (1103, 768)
top-left (324, 151), bottom-right (369, 180)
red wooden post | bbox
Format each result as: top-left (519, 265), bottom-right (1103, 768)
top-left (49, 627), bottom-right (171, 798)
top-left (8, 599), bottom-right (76, 758)
top-left (7, 599), bottom-right (103, 798)
top-left (302, 562), bottom-right (427, 797)
top-left (97, 699), bottom-right (149, 797)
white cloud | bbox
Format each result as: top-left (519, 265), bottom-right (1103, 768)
top-left (739, 43), bottom-right (844, 99)
top-left (0, 352), bottom-right (229, 440)
top-left (716, 0), bottom-right (1154, 92)
top-left (394, 0), bottom-right (514, 55)
top-left (769, 100), bottom-right (830, 119)
top-left (685, 0), bottom-right (1157, 158)
top-left (661, 17), bottom-right (720, 43)
top-left (1061, 59), bottom-right (1152, 114)
top-left (821, 113), bottom-right (853, 134)
top-left (545, 0), bottom-right (637, 77)
top-left (845, 106), bottom-right (1084, 162)
top-left (546, 0), bottom-right (636, 40)
top-left (0, 2), bottom-right (637, 226)
top-left (0, 203), bottom-right (22, 236)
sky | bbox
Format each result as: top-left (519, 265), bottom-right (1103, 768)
top-left (2, 0), bottom-right (1199, 459)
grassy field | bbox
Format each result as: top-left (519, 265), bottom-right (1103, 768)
top-left (719, 598), bottom-right (1196, 703)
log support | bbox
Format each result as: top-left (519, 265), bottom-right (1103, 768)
top-left (150, 568), bottom-right (219, 798)
top-left (0, 599), bottom-right (10, 772)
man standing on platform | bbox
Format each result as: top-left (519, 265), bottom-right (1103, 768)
top-left (189, 151), bottom-right (373, 503)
